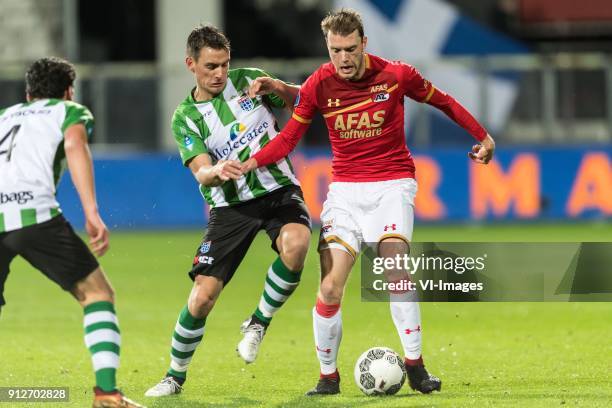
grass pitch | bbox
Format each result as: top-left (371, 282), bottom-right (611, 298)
top-left (1, 223), bottom-right (611, 407)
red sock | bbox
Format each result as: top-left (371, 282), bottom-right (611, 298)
top-left (315, 297), bottom-right (340, 318)
top-left (320, 369), bottom-right (339, 380)
top-left (405, 356), bottom-right (424, 367)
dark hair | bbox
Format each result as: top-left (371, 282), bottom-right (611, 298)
top-left (186, 24), bottom-right (231, 60)
top-left (25, 57), bottom-right (76, 99)
top-left (321, 8), bottom-right (365, 39)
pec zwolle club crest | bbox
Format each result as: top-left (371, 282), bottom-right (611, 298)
top-left (238, 95), bottom-right (254, 111)
top-left (200, 241), bottom-right (211, 254)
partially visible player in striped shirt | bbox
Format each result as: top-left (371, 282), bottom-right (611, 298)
top-left (145, 25), bottom-right (312, 398)
top-left (0, 57), bottom-right (144, 408)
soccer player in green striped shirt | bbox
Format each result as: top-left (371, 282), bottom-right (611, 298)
top-left (145, 25), bottom-right (312, 397)
top-left (0, 57), bottom-right (144, 408)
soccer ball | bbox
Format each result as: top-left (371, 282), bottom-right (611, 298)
top-left (354, 347), bottom-right (406, 395)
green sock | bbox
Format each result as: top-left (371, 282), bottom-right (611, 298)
top-left (254, 257), bottom-right (302, 325)
top-left (167, 305), bottom-right (206, 381)
top-left (84, 301), bottom-right (120, 392)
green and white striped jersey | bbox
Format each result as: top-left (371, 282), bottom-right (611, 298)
top-left (0, 99), bottom-right (94, 233)
top-left (172, 68), bottom-right (300, 208)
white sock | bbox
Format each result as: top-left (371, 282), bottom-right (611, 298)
top-left (390, 292), bottom-right (422, 360)
top-left (313, 306), bottom-right (342, 375)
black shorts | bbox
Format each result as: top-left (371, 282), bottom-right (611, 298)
top-left (189, 185), bottom-right (311, 285)
top-left (0, 215), bottom-right (99, 307)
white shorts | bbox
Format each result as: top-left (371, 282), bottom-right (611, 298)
top-left (318, 178), bottom-right (418, 258)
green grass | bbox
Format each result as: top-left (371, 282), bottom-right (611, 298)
top-left (1, 223), bottom-right (611, 407)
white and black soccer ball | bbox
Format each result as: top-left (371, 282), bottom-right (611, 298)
top-left (354, 347), bottom-right (406, 395)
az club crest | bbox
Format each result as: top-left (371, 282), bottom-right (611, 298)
top-left (373, 92), bottom-right (390, 102)
top-left (200, 241), bottom-right (212, 254)
top-left (238, 95), bottom-right (255, 111)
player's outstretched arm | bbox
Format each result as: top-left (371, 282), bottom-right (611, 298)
top-left (240, 115), bottom-right (309, 174)
top-left (404, 65), bottom-right (493, 158)
top-left (64, 124), bottom-right (109, 257)
top-left (425, 88), bottom-right (495, 164)
top-left (188, 153), bottom-right (242, 187)
top-left (248, 77), bottom-right (300, 110)
top-left (468, 133), bottom-right (495, 164)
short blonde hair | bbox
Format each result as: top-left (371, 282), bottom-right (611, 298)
top-left (321, 8), bottom-right (364, 39)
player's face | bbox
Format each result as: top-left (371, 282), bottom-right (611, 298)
top-left (187, 47), bottom-right (230, 100)
top-left (326, 30), bottom-right (367, 81)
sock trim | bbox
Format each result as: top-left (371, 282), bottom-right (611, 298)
top-left (253, 309), bottom-right (272, 325)
top-left (178, 306), bottom-right (206, 330)
top-left (167, 368), bottom-right (187, 380)
top-left (272, 257), bottom-right (301, 282)
top-left (320, 370), bottom-right (339, 380)
top-left (404, 356), bottom-right (424, 367)
top-left (315, 298), bottom-right (340, 318)
top-left (84, 301), bottom-right (115, 314)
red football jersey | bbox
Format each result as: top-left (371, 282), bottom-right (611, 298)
top-left (254, 53), bottom-right (487, 182)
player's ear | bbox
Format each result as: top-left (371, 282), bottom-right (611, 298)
top-left (64, 86), bottom-right (74, 101)
top-left (362, 35), bottom-right (368, 50)
top-left (186, 56), bottom-right (195, 73)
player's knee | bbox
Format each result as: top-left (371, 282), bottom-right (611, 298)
top-left (78, 286), bottom-right (114, 306)
top-left (72, 279), bottom-right (115, 306)
top-left (378, 237), bottom-right (409, 258)
top-left (190, 290), bottom-right (217, 318)
top-left (279, 231), bottom-right (310, 271)
top-left (72, 267), bottom-right (115, 305)
top-left (280, 241), bottom-right (309, 271)
top-left (103, 286), bottom-right (115, 303)
top-left (319, 279), bottom-right (343, 304)
top-left (189, 275), bottom-right (223, 318)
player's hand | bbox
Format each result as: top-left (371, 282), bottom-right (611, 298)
top-left (248, 77), bottom-right (278, 98)
top-left (468, 134), bottom-right (495, 165)
top-left (211, 159), bottom-right (242, 183)
top-left (85, 212), bottom-right (109, 257)
top-left (240, 158), bottom-right (258, 174)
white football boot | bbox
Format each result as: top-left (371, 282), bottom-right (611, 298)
top-left (144, 376), bottom-right (182, 397)
top-left (236, 318), bottom-right (267, 363)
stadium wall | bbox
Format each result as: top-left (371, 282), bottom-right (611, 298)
top-left (56, 147), bottom-right (612, 229)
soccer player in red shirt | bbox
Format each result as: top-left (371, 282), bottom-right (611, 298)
top-left (242, 9), bottom-right (495, 396)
